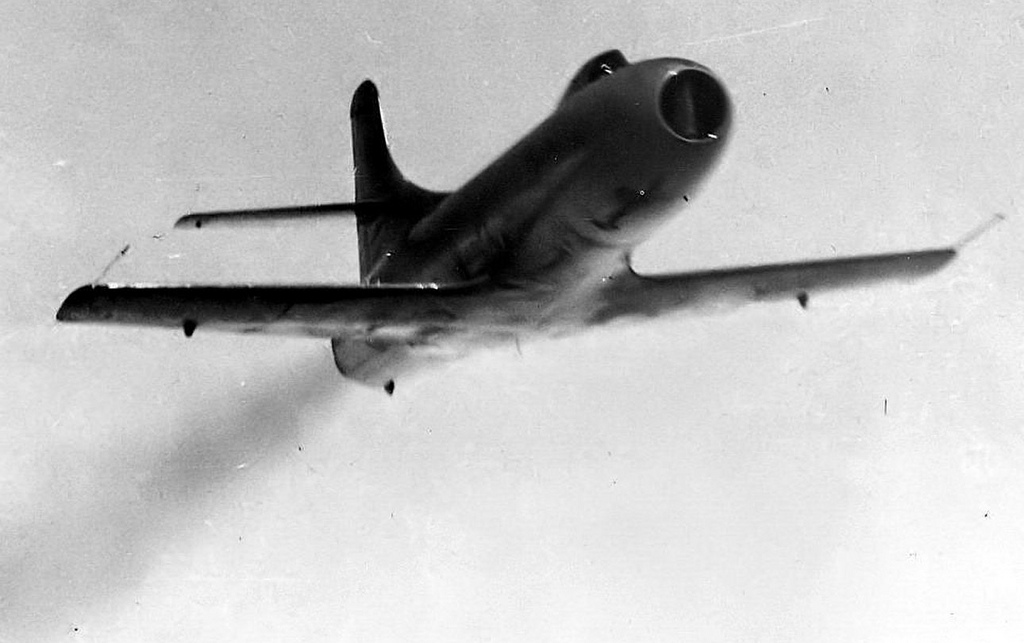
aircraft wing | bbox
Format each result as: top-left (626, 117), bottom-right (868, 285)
top-left (173, 200), bottom-right (387, 229)
top-left (596, 215), bottom-right (1007, 321)
top-left (57, 216), bottom-right (1000, 336)
top-left (596, 246), bottom-right (958, 322)
top-left (55, 281), bottom-right (501, 338)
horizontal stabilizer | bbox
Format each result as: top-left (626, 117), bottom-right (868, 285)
top-left (56, 281), bottom-right (497, 338)
top-left (174, 200), bottom-right (389, 229)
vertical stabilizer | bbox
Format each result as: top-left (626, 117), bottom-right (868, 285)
top-left (351, 80), bottom-right (404, 201)
top-left (349, 80), bottom-right (447, 283)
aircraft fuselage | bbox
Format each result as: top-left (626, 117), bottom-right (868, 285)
top-left (368, 57), bottom-right (733, 319)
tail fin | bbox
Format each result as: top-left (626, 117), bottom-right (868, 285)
top-left (350, 80), bottom-right (446, 283)
top-left (351, 80), bottom-right (405, 202)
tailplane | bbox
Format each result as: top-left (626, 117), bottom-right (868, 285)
top-left (350, 80), bottom-right (447, 283)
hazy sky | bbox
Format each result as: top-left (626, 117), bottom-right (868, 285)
top-left (2, 1), bottom-right (1023, 641)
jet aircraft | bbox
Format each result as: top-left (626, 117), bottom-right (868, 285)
top-left (57, 50), bottom-right (980, 394)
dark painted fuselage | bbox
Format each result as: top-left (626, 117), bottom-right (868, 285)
top-left (367, 57), bottom-right (732, 323)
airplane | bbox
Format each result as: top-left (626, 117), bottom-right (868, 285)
top-left (56, 49), bottom-right (990, 395)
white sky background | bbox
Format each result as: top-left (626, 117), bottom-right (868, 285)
top-left (2, 1), bottom-right (1023, 641)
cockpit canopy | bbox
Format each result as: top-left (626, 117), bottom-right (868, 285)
top-left (559, 49), bottom-right (630, 105)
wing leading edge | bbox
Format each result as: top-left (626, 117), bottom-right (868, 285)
top-left (596, 246), bottom-right (958, 323)
top-left (56, 281), bottom-right (499, 338)
top-left (596, 215), bottom-right (1006, 321)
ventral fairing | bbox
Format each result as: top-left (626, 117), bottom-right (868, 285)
top-left (57, 50), bottom-right (977, 393)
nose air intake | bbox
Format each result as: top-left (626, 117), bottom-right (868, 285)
top-left (659, 69), bottom-right (730, 142)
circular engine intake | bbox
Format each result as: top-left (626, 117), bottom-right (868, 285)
top-left (659, 69), bottom-right (730, 142)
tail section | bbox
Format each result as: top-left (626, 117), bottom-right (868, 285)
top-left (350, 80), bottom-right (446, 283)
top-left (351, 80), bottom-right (405, 202)
top-left (335, 80), bottom-right (451, 390)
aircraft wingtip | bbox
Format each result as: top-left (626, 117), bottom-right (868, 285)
top-left (56, 285), bottom-right (101, 322)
